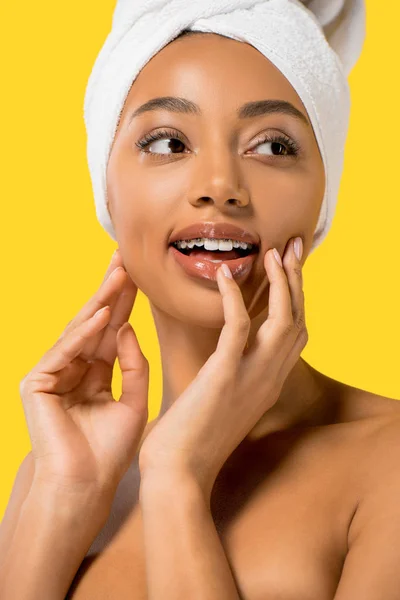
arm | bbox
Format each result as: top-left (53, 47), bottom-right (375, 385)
top-left (0, 452), bottom-right (35, 572)
top-left (139, 472), bottom-right (242, 600)
top-left (0, 481), bottom-right (110, 600)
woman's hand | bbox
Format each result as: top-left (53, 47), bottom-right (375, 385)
top-left (19, 250), bottom-right (149, 505)
top-left (139, 238), bottom-right (307, 501)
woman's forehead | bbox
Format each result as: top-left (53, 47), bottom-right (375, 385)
top-left (122, 32), bottom-right (309, 124)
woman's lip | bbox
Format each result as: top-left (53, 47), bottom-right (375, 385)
top-left (169, 245), bottom-right (258, 282)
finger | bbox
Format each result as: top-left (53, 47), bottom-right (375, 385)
top-left (50, 269), bottom-right (129, 399)
top-left (116, 322), bottom-right (149, 417)
top-left (61, 250), bottom-right (125, 339)
top-left (214, 263), bottom-right (250, 367)
top-left (33, 305), bottom-right (112, 375)
top-left (249, 248), bottom-right (295, 361)
top-left (75, 276), bottom-right (140, 399)
top-left (276, 326), bottom-right (309, 387)
top-left (102, 248), bottom-right (122, 282)
top-left (92, 275), bottom-right (138, 366)
top-left (60, 267), bottom-right (127, 344)
top-left (281, 238), bottom-right (305, 330)
top-left (275, 238), bottom-right (308, 384)
top-left (77, 285), bottom-right (126, 362)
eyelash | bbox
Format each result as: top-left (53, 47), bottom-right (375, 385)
top-left (135, 127), bottom-right (301, 158)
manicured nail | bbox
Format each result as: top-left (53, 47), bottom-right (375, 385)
top-left (221, 263), bottom-right (233, 279)
top-left (94, 306), bottom-right (109, 318)
top-left (272, 248), bottom-right (282, 267)
top-left (294, 237), bottom-right (303, 261)
top-left (107, 266), bottom-right (123, 280)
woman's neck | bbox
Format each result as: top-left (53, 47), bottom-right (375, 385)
top-left (150, 301), bottom-right (334, 439)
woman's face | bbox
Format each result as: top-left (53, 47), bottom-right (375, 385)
top-left (106, 33), bottom-right (325, 327)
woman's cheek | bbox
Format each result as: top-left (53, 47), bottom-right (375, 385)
top-left (282, 168), bottom-right (324, 222)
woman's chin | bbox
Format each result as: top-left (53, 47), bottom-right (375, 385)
top-left (151, 289), bottom-right (267, 329)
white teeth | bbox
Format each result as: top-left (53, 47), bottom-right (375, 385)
top-left (174, 237), bottom-right (253, 251)
top-left (218, 240), bottom-right (233, 251)
top-left (204, 239), bottom-right (220, 251)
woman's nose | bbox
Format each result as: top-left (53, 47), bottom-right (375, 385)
top-left (187, 149), bottom-right (250, 210)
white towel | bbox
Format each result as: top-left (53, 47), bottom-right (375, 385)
top-left (83, 0), bottom-right (366, 254)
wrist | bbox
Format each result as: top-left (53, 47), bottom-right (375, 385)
top-left (0, 479), bottom-right (111, 600)
top-left (139, 467), bottom-right (211, 508)
top-left (28, 476), bottom-right (113, 529)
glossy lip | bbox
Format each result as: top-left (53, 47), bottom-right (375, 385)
top-left (168, 221), bottom-right (260, 246)
top-left (169, 244), bottom-right (258, 282)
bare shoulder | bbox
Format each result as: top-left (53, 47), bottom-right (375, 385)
top-left (335, 382), bottom-right (400, 502)
top-left (335, 388), bottom-right (400, 591)
top-left (349, 388), bottom-right (400, 482)
top-left (337, 380), bottom-right (400, 424)
top-left (293, 380), bottom-right (400, 504)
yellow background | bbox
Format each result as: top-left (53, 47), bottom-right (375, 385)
top-left (0, 0), bottom-right (398, 518)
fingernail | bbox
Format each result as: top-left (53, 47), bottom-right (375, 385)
top-left (94, 306), bottom-right (109, 318)
top-left (221, 263), bottom-right (233, 279)
top-left (272, 248), bottom-right (282, 267)
top-left (294, 237), bottom-right (303, 261)
top-left (107, 266), bottom-right (122, 280)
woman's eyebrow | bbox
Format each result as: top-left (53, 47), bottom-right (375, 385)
top-left (127, 96), bottom-right (310, 127)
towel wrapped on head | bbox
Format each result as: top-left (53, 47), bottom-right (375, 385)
top-left (83, 0), bottom-right (366, 254)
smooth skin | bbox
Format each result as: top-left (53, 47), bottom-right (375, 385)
top-left (0, 235), bottom-right (304, 600)
top-left (2, 31), bottom-right (400, 600)
top-left (106, 30), bottom-right (328, 437)
top-left (138, 244), bottom-right (308, 501)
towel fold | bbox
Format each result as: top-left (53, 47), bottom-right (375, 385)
top-left (84, 0), bottom-right (366, 254)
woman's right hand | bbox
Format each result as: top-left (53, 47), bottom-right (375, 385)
top-left (19, 249), bottom-right (149, 505)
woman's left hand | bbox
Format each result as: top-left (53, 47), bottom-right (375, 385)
top-left (139, 237), bottom-right (307, 501)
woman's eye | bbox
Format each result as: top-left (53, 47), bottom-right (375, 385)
top-left (251, 137), bottom-right (299, 156)
top-left (137, 135), bottom-right (187, 155)
top-left (254, 141), bottom-right (288, 156)
top-left (136, 131), bottom-right (299, 157)
top-left (148, 138), bottom-right (186, 154)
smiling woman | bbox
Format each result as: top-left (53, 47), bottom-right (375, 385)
top-left (3, 2), bottom-right (400, 600)
top-left (104, 28), bottom-right (327, 321)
